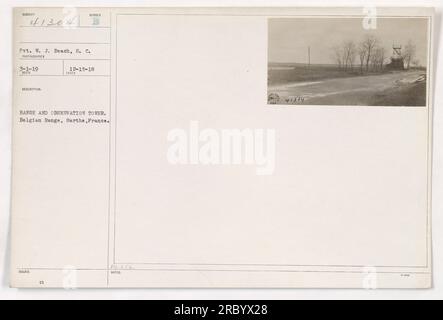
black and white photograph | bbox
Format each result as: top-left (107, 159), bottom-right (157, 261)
top-left (268, 17), bottom-right (430, 106)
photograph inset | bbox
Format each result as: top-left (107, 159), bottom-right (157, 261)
top-left (268, 17), bottom-right (429, 106)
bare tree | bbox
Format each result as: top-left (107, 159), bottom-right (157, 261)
top-left (343, 41), bottom-right (357, 71)
top-left (370, 48), bottom-right (379, 71)
top-left (332, 41), bottom-right (357, 71)
top-left (331, 36), bottom-right (388, 74)
top-left (362, 35), bottom-right (378, 72)
top-left (357, 42), bottom-right (367, 73)
top-left (332, 45), bottom-right (344, 70)
top-left (403, 40), bottom-right (416, 69)
top-left (372, 47), bottom-right (386, 71)
top-left (378, 47), bottom-right (386, 70)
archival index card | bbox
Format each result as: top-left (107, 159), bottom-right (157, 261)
top-left (11, 7), bottom-right (434, 288)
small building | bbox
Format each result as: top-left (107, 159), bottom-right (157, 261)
top-left (386, 45), bottom-right (404, 70)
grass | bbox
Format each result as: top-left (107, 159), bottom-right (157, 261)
top-left (268, 63), bottom-right (389, 86)
top-left (369, 81), bottom-right (427, 106)
top-left (296, 81), bottom-right (427, 106)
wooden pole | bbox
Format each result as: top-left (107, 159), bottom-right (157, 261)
top-left (308, 46), bottom-right (311, 66)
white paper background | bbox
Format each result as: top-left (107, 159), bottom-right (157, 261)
top-left (1, 0), bottom-right (442, 299)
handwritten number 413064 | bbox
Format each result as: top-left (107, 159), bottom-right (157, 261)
top-left (28, 16), bottom-right (79, 27)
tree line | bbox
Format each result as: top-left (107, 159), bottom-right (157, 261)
top-left (331, 35), bottom-right (417, 72)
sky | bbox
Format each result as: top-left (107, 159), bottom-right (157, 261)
top-left (268, 17), bottom-right (429, 66)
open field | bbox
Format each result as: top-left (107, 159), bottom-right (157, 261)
top-left (268, 63), bottom-right (365, 86)
top-left (267, 64), bottom-right (427, 106)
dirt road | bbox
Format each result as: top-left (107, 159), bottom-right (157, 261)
top-left (268, 70), bottom-right (427, 106)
